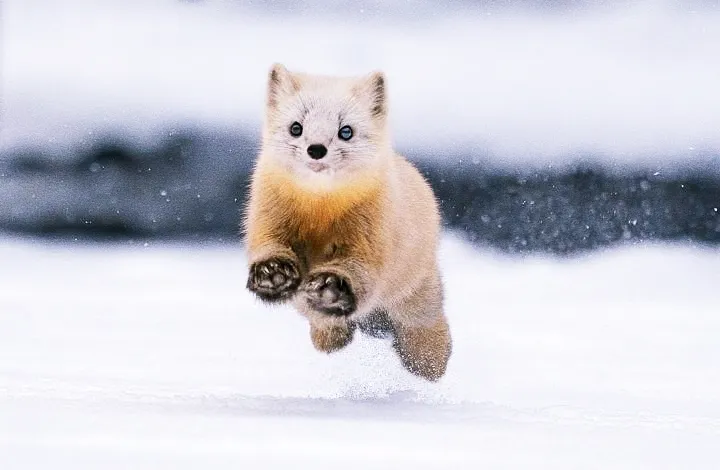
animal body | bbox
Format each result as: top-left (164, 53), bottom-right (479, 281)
top-left (243, 63), bottom-right (451, 381)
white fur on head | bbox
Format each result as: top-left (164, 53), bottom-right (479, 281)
top-left (267, 63), bottom-right (300, 111)
top-left (261, 64), bottom-right (391, 192)
top-left (354, 70), bottom-right (387, 120)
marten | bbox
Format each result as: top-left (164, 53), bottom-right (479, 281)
top-left (243, 63), bottom-right (451, 381)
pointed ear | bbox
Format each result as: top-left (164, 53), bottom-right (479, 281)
top-left (357, 71), bottom-right (387, 119)
top-left (267, 63), bottom-right (300, 109)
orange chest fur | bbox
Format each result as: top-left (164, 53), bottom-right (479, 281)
top-left (258, 172), bottom-right (383, 258)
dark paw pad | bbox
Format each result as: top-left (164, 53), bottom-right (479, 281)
top-left (247, 258), bottom-right (300, 302)
top-left (301, 272), bottom-right (356, 316)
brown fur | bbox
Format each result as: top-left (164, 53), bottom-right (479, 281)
top-left (243, 64), bottom-right (452, 381)
top-left (311, 323), bottom-right (356, 353)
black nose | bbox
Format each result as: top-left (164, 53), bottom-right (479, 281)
top-left (307, 144), bottom-right (327, 160)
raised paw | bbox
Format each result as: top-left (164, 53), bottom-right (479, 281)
top-left (246, 258), bottom-right (300, 302)
top-left (300, 272), bottom-right (356, 316)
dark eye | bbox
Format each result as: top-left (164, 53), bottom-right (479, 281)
top-left (289, 122), bottom-right (303, 137)
top-left (338, 125), bottom-right (353, 141)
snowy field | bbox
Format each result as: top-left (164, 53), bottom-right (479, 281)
top-left (2, 1), bottom-right (720, 467)
top-left (1, 234), bottom-right (719, 469)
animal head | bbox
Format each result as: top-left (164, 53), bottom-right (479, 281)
top-left (260, 63), bottom-right (391, 189)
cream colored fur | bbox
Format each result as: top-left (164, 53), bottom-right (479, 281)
top-left (243, 63), bottom-right (451, 381)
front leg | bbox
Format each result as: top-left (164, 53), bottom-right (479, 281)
top-left (246, 244), bottom-right (302, 303)
top-left (297, 258), bottom-right (373, 317)
top-left (300, 271), bottom-right (356, 316)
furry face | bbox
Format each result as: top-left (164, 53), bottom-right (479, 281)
top-left (260, 64), bottom-right (390, 191)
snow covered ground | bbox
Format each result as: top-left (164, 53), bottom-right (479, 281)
top-left (1, 233), bottom-right (719, 469)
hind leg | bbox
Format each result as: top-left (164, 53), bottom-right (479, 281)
top-left (388, 275), bottom-right (452, 381)
top-left (392, 317), bottom-right (451, 381)
top-left (308, 316), bottom-right (356, 354)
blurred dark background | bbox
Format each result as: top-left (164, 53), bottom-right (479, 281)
top-left (1, 0), bottom-right (719, 255)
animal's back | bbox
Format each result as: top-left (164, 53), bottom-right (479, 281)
top-left (371, 154), bottom-right (442, 314)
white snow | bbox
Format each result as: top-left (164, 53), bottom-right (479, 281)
top-left (3, 0), bottom-right (720, 169)
top-left (1, 234), bottom-right (719, 469)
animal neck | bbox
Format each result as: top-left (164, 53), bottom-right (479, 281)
top-left (258, 161), bottom-right (387, 231)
